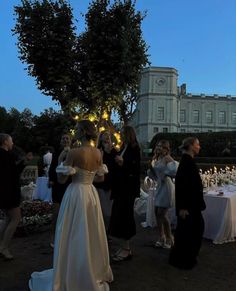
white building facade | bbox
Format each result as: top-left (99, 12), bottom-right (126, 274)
top-left (130, 67), bottom-right (236, 144)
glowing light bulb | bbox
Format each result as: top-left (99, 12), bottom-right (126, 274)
top-left (90, 140), bottom-right (95, 147)
top-left (70, 129), bottom-right (75, 136)
top-left (102, 111), bottom-right (109, 120)
top-left (89, 115), bottom-right (96, 122)
top-left (99, 126), bottom-right (106, 132)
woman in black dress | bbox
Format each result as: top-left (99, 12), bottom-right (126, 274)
top-left (0, 133), bottom-right (22, 260)
top-left (108, 126), bottom-right (141, 261)
top-left (169, 137), bottom-right (206, 269)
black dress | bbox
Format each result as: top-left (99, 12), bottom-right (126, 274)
top-left (48, 150), bottom-right (71, 204)
top-left (0, 148), bottom-right (21, 210)
top-left (169, 153), bottom-right (206, 269)
top-left (108, 144), bottom-right (141, 240)
top-left (94, 147), bottom-right (117, 192)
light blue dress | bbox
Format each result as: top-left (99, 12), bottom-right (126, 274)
top-left (148, 160), bottom-right (178, 208)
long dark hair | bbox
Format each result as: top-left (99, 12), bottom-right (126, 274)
top-left (122, 126), bottom-right (139, 148)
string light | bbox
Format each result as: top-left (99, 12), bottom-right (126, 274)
top-left (90, 140), bottom-right (96, 147)
top-left (89, 114), bottom-right (96, 122)
top-left (102, 111), bottom-right (109, 120)
top-left (70, 129), bottom-right (75, 136)
top-left (70, 111), bottom-right (122, 149)
top-left (99, 126), bottom-right (106, 132)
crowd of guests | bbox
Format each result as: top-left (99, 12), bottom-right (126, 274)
top-left (0, 123), bottom-right (206, 290)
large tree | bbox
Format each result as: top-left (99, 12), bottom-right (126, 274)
top-left (13, 0), bottom-right (80, 109)
top-left (13, 0), bottom-right (149, 122)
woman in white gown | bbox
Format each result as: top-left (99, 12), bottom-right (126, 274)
top-left (29, 120), bottom-right (113, 291)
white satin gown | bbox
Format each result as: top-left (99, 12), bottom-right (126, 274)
top-left (29, 168), bottom-right (113, 291)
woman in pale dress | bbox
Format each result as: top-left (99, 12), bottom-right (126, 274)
top-left (29, 120), bottom-right (113, 291)
top-left (148, 140), bottom-right (178, 249)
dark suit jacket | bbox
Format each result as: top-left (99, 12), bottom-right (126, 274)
top-left (0, 148), bottom-right (21, 209)
top-left (175, 153), bottom-right (206, 215)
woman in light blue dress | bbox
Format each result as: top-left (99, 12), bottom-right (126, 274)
top-left (148, 140), bottom-right (178, 248)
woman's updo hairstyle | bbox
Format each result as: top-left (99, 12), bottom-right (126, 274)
top-left (77, 120), bottom-right (97, 141)
top-left (179, 136), bottom-right (198, 151)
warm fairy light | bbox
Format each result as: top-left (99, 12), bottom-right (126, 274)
top-left (74, 115), bottom-right (79, 120)
top-left (113, 132), bottom-right (122, 150)
top-left (99, 126), bottom-right (106, 132)
top-left (70, 129), bottom-right (75, 136)
top-left (90, 140), bottom-right (96, 147)
top-left (89, 114), bottom-right (96, 122)
top-left (113, 132), bottom-right (121, 143)
top-left (115, 144), bottom-right (121, 150)
top-left (102, 111), bottom-right (109, 120)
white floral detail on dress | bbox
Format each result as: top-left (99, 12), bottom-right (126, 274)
top-left (56, 163), bottom-right (77, 175)
top-left (96, 164), bottom-right (109, 176)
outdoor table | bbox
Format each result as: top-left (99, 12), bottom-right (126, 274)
top-left (203, 185), bottom-right (236, 244)
top-left (33, 176), bottom-right (52, 202)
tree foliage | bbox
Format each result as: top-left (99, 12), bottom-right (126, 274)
top-left (0, 106), bottom-right (72, 152)
top-left (13, 0), bottom-right (149, 122)
top-left (13, 0), bottom-right (80, 108)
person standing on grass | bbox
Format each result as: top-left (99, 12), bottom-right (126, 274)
top-left (0, 133), bottom-right (21, 260)
top-left (169, 137), bottom-right (206, 270)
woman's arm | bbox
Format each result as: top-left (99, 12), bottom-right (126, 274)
top-left (57, 149), bottom-right (74, 184)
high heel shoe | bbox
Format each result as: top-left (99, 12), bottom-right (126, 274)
top-left (0, 248), bottom-right (14, 260)
top-left (163, 236), bottom-right (174, 249)
top-left (112, 248), bottom-right (133, 262)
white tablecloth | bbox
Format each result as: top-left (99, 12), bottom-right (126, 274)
top-left (203, 185), bottom-right (236, 244)
top-left (33, 177), bottom-right (52, 202)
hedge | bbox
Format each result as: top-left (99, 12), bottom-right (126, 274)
top-left (149, 131), bottom-right (236, 157)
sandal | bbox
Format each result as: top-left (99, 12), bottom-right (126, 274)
top-left (112, 248), bottom-right (133, 262)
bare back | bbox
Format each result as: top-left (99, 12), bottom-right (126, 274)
top-left (65, 146), bottom-right (102, 172)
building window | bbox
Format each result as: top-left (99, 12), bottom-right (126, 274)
top-left (206, 111), bottom-right (213, 123)
top-left (193, 110), bottom-right (199, 123)
top-left (232, 112), bottom-right (236, 124)
top-left (180, 110), bottom-right (186, 122)
top-left (163, 128), bottom-right (168, 133)
top-left (157, 107), bottom-right (164, 121)
top-left (180, 129), bottom-right (186, 133)
top-left (153, 127), bottom-right (159, 133)
top-left (219, 111), bottom-right (226, 124)
top-left (194, 129), bottom-right (199, 132)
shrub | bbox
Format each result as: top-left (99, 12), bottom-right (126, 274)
top-left (150, 131), bottom-right (236, 157)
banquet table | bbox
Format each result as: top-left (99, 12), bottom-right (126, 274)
top-left (33, 177), bottom-right (52, 202)
top-left (203, 185), bottom-right (236, 244)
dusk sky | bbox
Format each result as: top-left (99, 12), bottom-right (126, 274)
top-left (1, 0), bottom-right (236, 115)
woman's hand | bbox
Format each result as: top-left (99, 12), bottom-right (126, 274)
top-left (115, 155), bottom-right (123, 166)
top-left (179, 209), bottom-right (189, 219)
